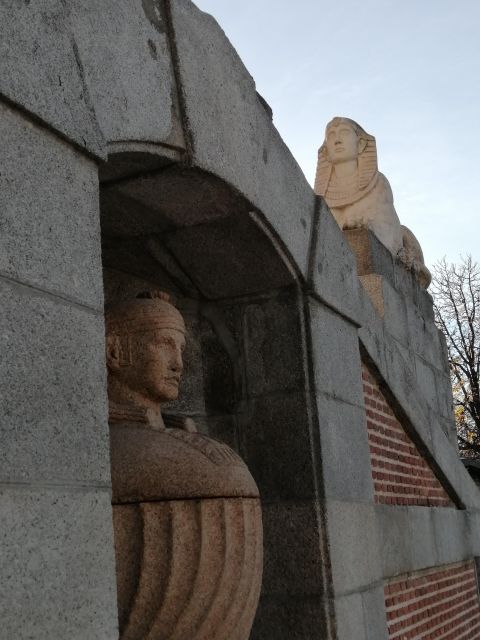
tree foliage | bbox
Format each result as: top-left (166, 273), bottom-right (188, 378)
top-left (431, 256), bottom-right (480, 457)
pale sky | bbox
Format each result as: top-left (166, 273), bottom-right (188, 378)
top-left (194, 0), bottom-right (480, 267)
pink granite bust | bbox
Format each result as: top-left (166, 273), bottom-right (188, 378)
top-left (106, 292), bottom-right (263, 640)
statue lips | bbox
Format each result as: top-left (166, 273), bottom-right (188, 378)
top-left (165, 375), bottom-right (180, 387)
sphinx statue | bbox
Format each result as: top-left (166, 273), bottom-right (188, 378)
top-left (315, 117), bottom-right (431, 288)
top-left (106, 292), bottom-right (263, 640)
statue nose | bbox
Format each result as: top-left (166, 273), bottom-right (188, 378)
top-left (170, 351), bottom-right (183, 373)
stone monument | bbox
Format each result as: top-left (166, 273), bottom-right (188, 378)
top-left (106, 292), bottom-right (263, 640)
top-left (315, 116), bottom-right (431, 288)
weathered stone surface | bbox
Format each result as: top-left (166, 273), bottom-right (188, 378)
top-left (327, 501), bottom-right (382, 595)
top-left (415, 356), bottom-right (438, 410)
top-left (0, 279), bottom-right (110, 485)
top-left (432, 508), bottom-right (469, 566)
top-left (239, 392), bottom-right (317, 502)
top-left (315, 392), bottom-right (374, 502)
top-left (309, 298), bottom-right (364, 407)
top-left (335, 592), bottom-right (366, 640)
top-left (0, 102), bottom-right (103, 309)
top-left (261, 501), bottom-right (325, 597)
top-left (361, 586), bottom-right (389, 640)
top-left (169, 0), bottom-right (313, 277)
top-left (70, 0), bottom-right (185, 149)
top-left (377, 278), bottom-right (409, 345)
top-left (377, 506), bottom-right (414, 576)
top-left (0, 487), bottom-right (117, 640)
top-left (243, 291), bottom-right (305, 397)
top-left (408, 507), bottom-right (437, 570)
top-left (0, 1), bottom-right (104, 157)
top-left (251, 597), bottom-right (326, 640)
top-left (310, 198), bottom-right (362, 323)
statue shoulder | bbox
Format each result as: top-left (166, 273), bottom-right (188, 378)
top-left (376, 172), bottom-right (394, 203)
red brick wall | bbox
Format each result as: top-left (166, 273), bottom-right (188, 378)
top-left (385, 561), bottom-right (480, 639)
top-left (362, 364), bottom-right (454, 507)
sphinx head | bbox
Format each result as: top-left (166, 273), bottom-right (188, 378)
top-left (105, 292), bottom-right (186, 410)
top-left (323, 117), bottom-right (370, 165)
top-left (315, 117), bottom-right (378, 203)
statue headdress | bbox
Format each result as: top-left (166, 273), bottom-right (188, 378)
top-left (105, 291), bottom-right (185, 367)
top-left (314, 117), bottom-right (378, 207)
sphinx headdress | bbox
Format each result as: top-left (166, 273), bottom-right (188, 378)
top-left (314, 117), bottom-right (379, 208)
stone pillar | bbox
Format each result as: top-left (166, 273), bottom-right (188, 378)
top-left (0, 99), bottom-right (118, 637)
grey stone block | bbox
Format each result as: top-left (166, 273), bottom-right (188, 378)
top-left (434, 369), bottom-right (454, 420)
top-left (0, 1), bottom-right (104, 157)
top-left (308, 298), bottom-right (364, 408)
top-left (327, 501), bottom-right (382, 595)
top-left (376, 506), bottom-right (412, 577)
top-left (415, 356), bottom-right (438, 411)
top-left (243, 291), bottom-right (305, 397)
top-left (169, 0), bottom-right (314, 277)
top-left (261, 501), bottom-right (325, 597)
top-left (407, 506), bottom-right (438, 570)
top-left (0, 279), bottom-right (111, 485)
top-left (316, 392), bottom-right (374, 502)
top-left (0, 487), bottom-right (118, 640)
top-left (417, 288), bottom-right (436, 323)
top-left (70, 0), bottom-right (185, 148)
top-left (251, 595), bottom-right (326, 640)
top-left (379, 278), bottom-right (409, 346)
top-left (382, 335), bottom-right (433, 450)
top-left (405, 301), bottom-right (447, 372)
top-left (362, 585), bottom-right (389, 640)
top-left (432, 508), bottom-right (470, 566)
top-left (311, 199), bottom-right (362, 324)
top-left (335, 592), bottom-right (366, 640)
top-left (358, 290), bottom-right (388, 375)
top-left (0, 103), bottom-right (103, 309)
top-left (238, 391), bottom-right (316, 501)
top-left (392, 256), bottom-right (419, 304)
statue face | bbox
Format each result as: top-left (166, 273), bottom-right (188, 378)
top-left (135, 327), bottom-right (186, 403)
top-left (109, 326), bottom-right (186, 404)
top-left (325, 122), bottom-right (359, 164)
top-left (137, 327), bottom-right (186, 402)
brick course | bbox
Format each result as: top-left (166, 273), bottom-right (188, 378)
top-left (385, 561), bottom-right (480, 639)
top-left (362, 364), bottom-right (454, 507)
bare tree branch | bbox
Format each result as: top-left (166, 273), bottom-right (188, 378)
top-left (432, 256), bottom-right (480, 457)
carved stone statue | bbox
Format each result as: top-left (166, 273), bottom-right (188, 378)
top-left (106, 292), bottom-right (263, 640)
top-left (315, 117), bottom-right (431, 288)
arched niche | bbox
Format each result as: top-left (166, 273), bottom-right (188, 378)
top-left (100, 150), bottom-right (327, 636)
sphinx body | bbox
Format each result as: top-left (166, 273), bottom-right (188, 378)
top-left (315, 117), bottom-right (431, 288)
top-left (106, 293), bottom-right (263, 640)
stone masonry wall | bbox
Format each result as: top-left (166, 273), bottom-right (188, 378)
top-left (4, 2), bottom-right (480, 639)
top-left (384, 561), bottom-right (480, 639)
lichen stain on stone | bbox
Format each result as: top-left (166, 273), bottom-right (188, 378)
top-left (147, 38), bottom-right (158, 60)
top-left (141, 0), bottom-right (166, 35)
